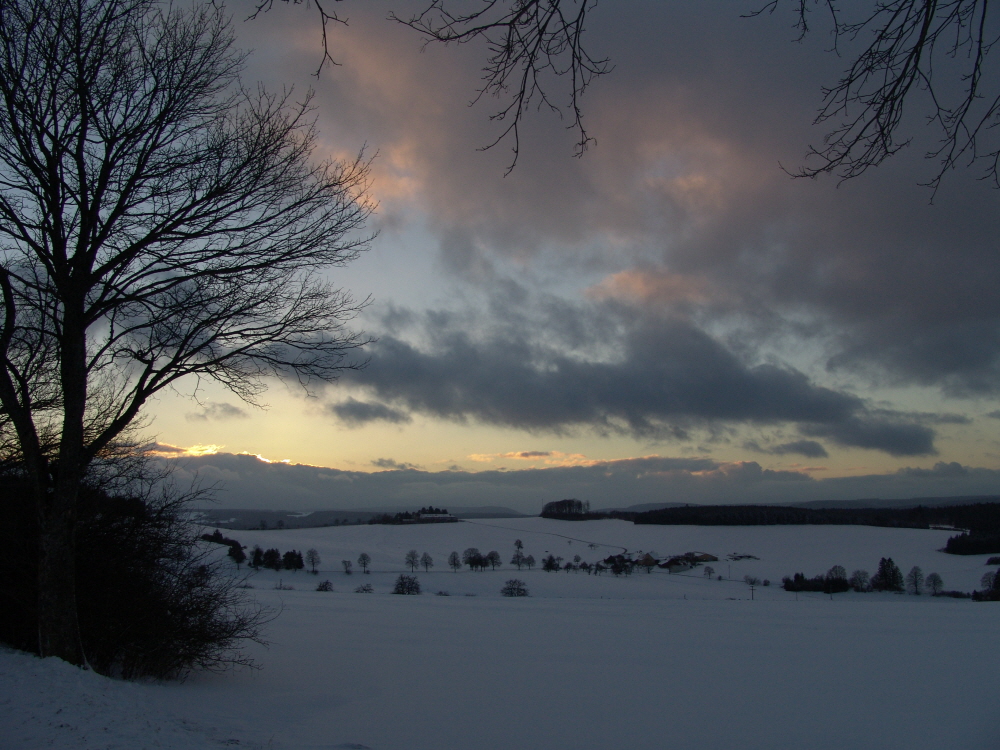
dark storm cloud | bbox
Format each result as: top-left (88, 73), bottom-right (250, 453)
top-left (371, 457), bottom-right (422, 470)
top-left (294, 3), bottom-right (1000, 396)
top-left (746, 440), bottom-right (829, 459)
top-left (185, 402), bottom-right (249, 422)
top-left (327, 397), bottom-right (412, 426)
top-left (165, 452), bottom-right (1000, 512)
top-left (337, 299), bottom-right (941, 456)
top-left (235, 3), bottom-right (1000, 449)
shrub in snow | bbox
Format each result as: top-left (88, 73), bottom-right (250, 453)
top-left (0, 475), bottom-right (267, 679)
top-left (316, 580), bottom-right (334, 592)
top-left (354, 583), bottom-right (374, 593)
top-left (500, 579), bottom-right (529, 597)
top-left (392, 575), bottom-right (421, 595)
top-left (436, 590), bottom-right (450, 596)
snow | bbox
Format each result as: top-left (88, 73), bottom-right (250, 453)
top-left (3, 518), bottom-right (998, 749)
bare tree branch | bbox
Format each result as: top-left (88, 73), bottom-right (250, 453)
top-left (390, 0), bottom-right (611, 173)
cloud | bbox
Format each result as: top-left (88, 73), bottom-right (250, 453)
top-left (326, 397), bottom-right (412, 426)
top-left (746, 440), bottom-right (829, 459)
top-left (146, 442), bottom-right (221, 458)
top-left (371, 457), bottom-right (422, 470)
top-left (162, 452), bottom-right (1000, 512)
top-left (339, 297), bottom-right (942, 456)
top-left (185, 402), bottom-right (249, 422)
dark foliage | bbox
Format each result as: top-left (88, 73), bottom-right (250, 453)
top-left (262, 548), bottom-right (282, 571)
top-left (282, 550), bottom-right (304, 571)
top-left (871, 558), bottom-right (905, 592)
top-left (392, 575), bottom-right (421, 595)
top-left (0, 477), bottom-right (267, 679)
top-left (540, 499), bottom-right (590, 518)
top-left (500, 579), bottom-right (529, 597)
top-left (541, 554), bottom-right (562, 572)
top-left (782, 573), bottom-right (850, 594)
top-left (316, 580), bottom-right (334, 592)
top-left (944, 533), bottom-right (1000, 556)
top-left (463, 548), bottom-right (486, 571)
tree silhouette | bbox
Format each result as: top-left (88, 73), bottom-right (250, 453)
top-left (405, 549), bottom-right (420, 572)
top-left (357, 553), bottom-right (371, 574)
top-left (305, 549), bottom-right (321, 574)
top-left (420, 552), bottom-right (434, 572)
top-left (0, 0), bottom-right (372, 665)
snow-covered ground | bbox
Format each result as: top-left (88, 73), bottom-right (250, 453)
top-left (3, 518), bottom-right (997, 749)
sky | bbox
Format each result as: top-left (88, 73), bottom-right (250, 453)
top-left (148, 1), bottom-right (1000, 512)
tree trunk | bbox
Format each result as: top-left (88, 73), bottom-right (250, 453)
top-left (36, 481), bottom-right (86, 666)
top-left (35, 297), bottom-right (89, 667)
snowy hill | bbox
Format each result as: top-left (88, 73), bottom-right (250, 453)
top-left (3, 518), bottom-right (997, 750)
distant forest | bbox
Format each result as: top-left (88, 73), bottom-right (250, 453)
top-left (540, 499), bottom-right (1000, 555)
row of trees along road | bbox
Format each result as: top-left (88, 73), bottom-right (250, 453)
top-left (4, 0), bottom-right (997, 669)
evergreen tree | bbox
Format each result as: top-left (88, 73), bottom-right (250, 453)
top-left (872, 558), bottom-right (904, 591)
top-left (250, 546), bottom-right (264, 571)
top-left (228, 545), bottom-right (247, 568)
top-left (262, 549), bottom-right (282, 571)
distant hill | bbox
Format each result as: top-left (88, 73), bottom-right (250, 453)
top-left (189, 505), bottom-right (528, 530)
top-left (593, 502), bottom-right (688, 514)
top-left (784, 495), bottom-right (1000, 510)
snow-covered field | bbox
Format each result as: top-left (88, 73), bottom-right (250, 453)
top-left (3, 518), bottom-right (998, 749)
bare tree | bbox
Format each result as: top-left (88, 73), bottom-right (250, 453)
top-left (448, 550), bottom-right (461, 571)
top-left (906, 565), bottom-right (925, 595)
top-left (761, 0), bottom-right (1000, 191)
top-left (925, 572), bottom-right (943, 595)
top-left (420, 552), bottom-right (434, 572)
top-left (405, 549), bottom-right (420, 572)
top-left (342, 560), bottom-right (354, 575)
top-left (0, 1), bottom-right (372, 665)
top-left (305, 549), bottom-right (321, 574)
top-left (849, 569), bottom-right (871, 592)
top-left (357, 552), bottom-right (371, 574)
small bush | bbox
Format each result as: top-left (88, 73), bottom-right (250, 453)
top-left (316, 580), bottom-right (334, 592)
top-left (392, 575), bottom-right (421, 595)
top-left (354, 583), bottom-right (374, 593)
top-left (501, 579), bottom-right (529, 597)
top-left (0, 475), bottom-right (268, 680)
top-left (435, 590), bottom-right (450, 596)
top-left (987, 556), bottom-right (1000, 565)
